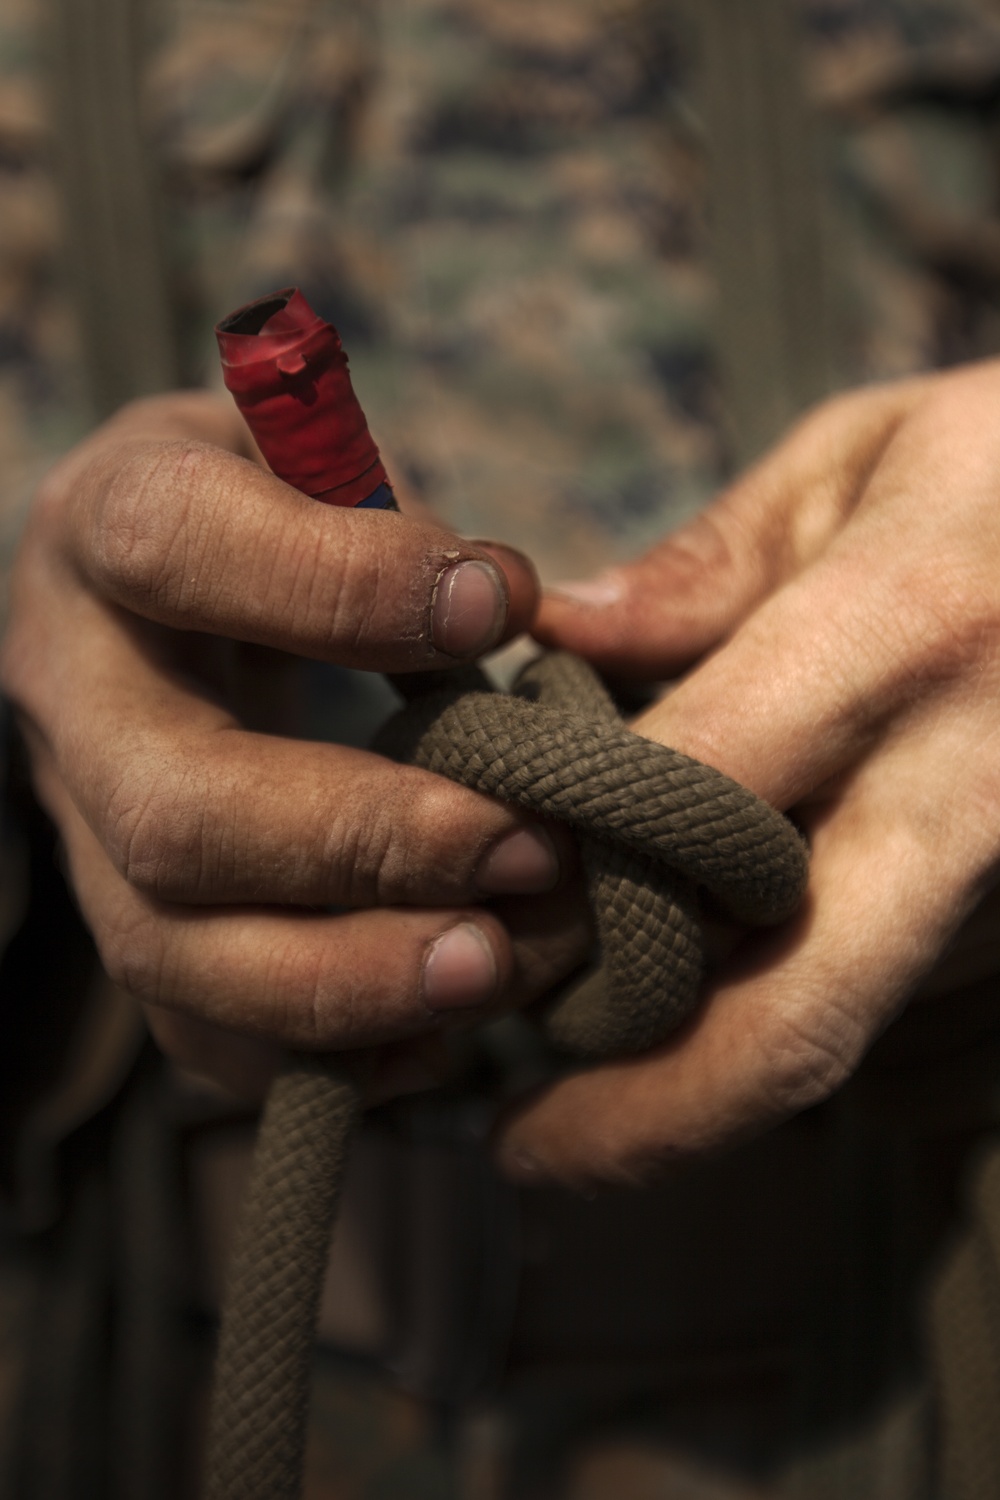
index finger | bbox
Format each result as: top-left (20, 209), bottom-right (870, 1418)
top-left (631, 519), bottom-right (985, 811)
top-left (629, 370), bottom-right (1000, 806)
top-left (62, 437), bottom-right (539, 669)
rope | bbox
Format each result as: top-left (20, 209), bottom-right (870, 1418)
top-left (206, 1061), bottom-right (359, 1500)
top-left (205, 650), bottom-right (809, 1499)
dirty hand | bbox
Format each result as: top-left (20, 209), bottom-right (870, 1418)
top-left (497, 364), bottom-right (1000, 1185)
top-left (1, 393), bottom-right (585, 1096)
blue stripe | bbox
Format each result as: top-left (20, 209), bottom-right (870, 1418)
top-left (356, 483), bottom-right (397, 511)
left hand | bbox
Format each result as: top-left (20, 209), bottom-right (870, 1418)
top-left (0, 393), bottom-right (588, 1100)
top-left (494, 363), bottom-right (1000, 1187)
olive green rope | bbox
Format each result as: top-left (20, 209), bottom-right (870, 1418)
top-left (205, 651), bottom-right (807, 1499)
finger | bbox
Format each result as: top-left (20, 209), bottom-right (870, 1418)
top-left (39, 745), bottom-right (590, 1051)
top-left (533, 380), bottom-right (923, 677)
top-left (62, 438), bottom-right (539, 668)
top-left (50, 777), bottom-right (514, 1047)
top-left (494, 727), bottom-right (988, 1186)
top-left (7, 581), bottom-right (568, 908)
top-left (471, 540), bottom-right (539, 642)
top-left (625, 473), bottom-right (1000, 812)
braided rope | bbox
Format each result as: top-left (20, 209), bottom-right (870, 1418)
top-left (205, 651), bottom-right (808, 1498)
top-left (205, 1061), bottom-right (358, 1500)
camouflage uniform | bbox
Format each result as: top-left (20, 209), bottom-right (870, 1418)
top-left (3, 1), bottom-right (1000, 1496)
top-left (4, 0), bottom-right (1000, 585)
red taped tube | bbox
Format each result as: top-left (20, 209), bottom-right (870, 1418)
top-left (215, 287), bottom-right (396, 510)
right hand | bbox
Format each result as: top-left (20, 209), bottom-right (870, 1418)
top-left (497, 365), bottom-right (1000, 1186)
top-left (1, 392), bottom-right (588, 1096)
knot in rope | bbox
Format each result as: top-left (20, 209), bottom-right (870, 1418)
top-left (379, 650), bottom-right (808, 1057)
top-left (206, 649), bottom-right (809, 1500)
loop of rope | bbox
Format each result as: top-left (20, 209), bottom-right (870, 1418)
top-left (205, 651), bottom-right (809, 1499)
top-left (378, 653), bottom-right (807, 1056)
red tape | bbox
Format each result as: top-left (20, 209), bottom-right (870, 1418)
top-left (216, 288), bottom-right (390, 507)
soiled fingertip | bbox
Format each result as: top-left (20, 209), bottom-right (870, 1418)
top-left (476, 826), bottom-right (560, 895)
top-left (431, 560), bottom-right (508, 658)
top-left (421, 921), bottom-right (499, 1011)
top-left (469, 540), bottom-right (541, 638)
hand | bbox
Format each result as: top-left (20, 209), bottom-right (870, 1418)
top-left (1, 393), bottom-right (588, 1096)
top-left (496, 363), bottom-right (1000, 1186)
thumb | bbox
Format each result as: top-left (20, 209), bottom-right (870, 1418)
top-left (532, 381), bottom-right (921, 678)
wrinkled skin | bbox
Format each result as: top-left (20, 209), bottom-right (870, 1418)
top-left (1, 393), bottom-right (588, 1099)
top-left (495, 363), bottom-right (1000, 1186)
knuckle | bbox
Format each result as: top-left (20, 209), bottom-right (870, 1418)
top-left (656, 508), bottom-right (739, 582)
top-left (88, 441), bottom-right (207, 612)
top-left (323, 770), bottom-right (472, 906)
top-left (320, 805), bottom-right (383, 905)
top-left (103, 768), bottom-right (206, 902)
top-left (746, 992), bottom-right (860, 1116)
top-left (647, 496), bottom-right (783, 608)
top-left (393, 775), bottom-right (476, 893)
top-left (93, 899), bottom-right (165, 1004)
top-left (325, 799), bottom-right (413, 905)
top-left (889, 563), bottom-right (997, 686)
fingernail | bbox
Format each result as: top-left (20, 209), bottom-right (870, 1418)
top-left (422, 922), bottom-right (499, 1011)
top-left (476, 827), bottom-right (559, 895)
top-left (546, 570), bottom-right (624, 607)
top-left (432, 560), bottom-right (508, 658)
